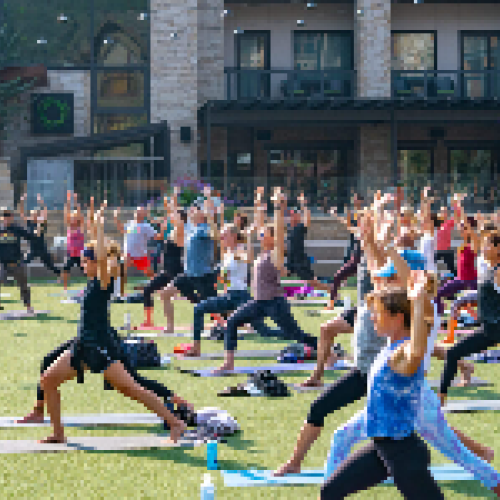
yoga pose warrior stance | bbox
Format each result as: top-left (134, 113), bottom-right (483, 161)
top-left (19, 193), bottom-right (60, 276)
top-left (36, 210), bottom-right (187, 444)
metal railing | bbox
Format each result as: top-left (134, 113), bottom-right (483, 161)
top-left (224, 68), bottom-right (357, 100)
top-left (200, 174), bottom-right (500, 214)
top-left (392, 70), bottom-right (500, 99)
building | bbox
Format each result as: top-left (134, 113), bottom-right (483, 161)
top-left (1, 0), bottom-right (500, 213)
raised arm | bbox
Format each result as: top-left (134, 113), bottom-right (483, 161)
top-left (19, 193), bottom-right (29, 223)
top-left (113, 207), bottom-right (126, 235)
top-left (389, 272), bottom-right (431, 376)
top-left (96, 208), bottom-right (110, 290)
top-left (64, 191), bottom-right (72, 226)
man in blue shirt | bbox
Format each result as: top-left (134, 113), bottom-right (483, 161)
top-left (157, 205), bottom-right (219, 332)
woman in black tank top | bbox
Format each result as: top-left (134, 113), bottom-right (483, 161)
top-left (35, 213), bottom-right (189, 445)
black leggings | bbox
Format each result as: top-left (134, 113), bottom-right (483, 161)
top-left (37, 337), bottom-right (173, 402)
top-left (307, 368), bottom-right (368, 427)
top-left (127, 270), bottom-right (198, 308)
top-left (440, 322), bottom-right (500, 395)
top-left (321, 433), bottom-right (444, 500)
top-left (435, 250), bottom-right (456, 276)
top-left (24, 246), bottom-right (60, 275)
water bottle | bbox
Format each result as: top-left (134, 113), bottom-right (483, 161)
top-left (207, 439), bottom-right (218, 470)
top-left (200, 473), bottom-right (215, 500)
top-left (124, 313), bottom-right (131, 330)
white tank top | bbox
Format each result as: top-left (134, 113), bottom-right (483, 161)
top-left (423, 301), bottom-right (440, 373)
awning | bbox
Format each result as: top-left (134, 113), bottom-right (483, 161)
top-left (0, 65), bottom-right (48, 88)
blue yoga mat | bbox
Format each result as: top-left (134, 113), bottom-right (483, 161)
top-left (221, 465), bottom-right (474, 487)
top-left (178, 360), bottom-right (353, 377)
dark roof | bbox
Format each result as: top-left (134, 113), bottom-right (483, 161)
top-left (199, 97), bottom-right (500, 121)
top-left (21, 121), bottom-right (170, 158)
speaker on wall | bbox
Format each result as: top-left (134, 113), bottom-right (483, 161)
top-left (180, 126), bottom-right (191, 143)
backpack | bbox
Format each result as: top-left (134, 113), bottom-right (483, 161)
top-left (121, 337), bottom-right (161, 369)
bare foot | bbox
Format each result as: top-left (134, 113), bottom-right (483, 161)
top-left (438, 393), bottom-right (447, 407)
top-left (16, 411), bottom-right (45, 424)
top-left (299, 377), bottom-right (324, 388)
top-left (182, 349), bottom-right (201, 358)
top-left (273, 460), bottom-right (302, 476)
top-left (483, 447), bottom-right (495, 464)
top-left (456, 363), bottom-right (475, 387)
top-left (38, 435), bottom-right (66, 444)
top-left (211, 364), bottom-right (234, 376)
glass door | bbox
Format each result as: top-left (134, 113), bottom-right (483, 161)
top-left (236, 31), bottom-right (270, 99)
top-left (462, 33), bottom-right (500, 98)
top-left (398, 150), bottom-right (433, 208)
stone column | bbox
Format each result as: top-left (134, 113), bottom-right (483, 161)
top-left (0, 158), bottom-right (14, 209)
top-left (150, 0), bottom-right (224, 183)
top-left (355, 0), bottom-right (392, 194)
top-left (355, 0), bottom-right (391, 98)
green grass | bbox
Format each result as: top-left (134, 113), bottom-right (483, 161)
top-left (0, 281), bottom-right (498, 498)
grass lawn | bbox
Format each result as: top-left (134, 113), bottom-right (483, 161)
top-left (0, 280), bottom-right (498, 499)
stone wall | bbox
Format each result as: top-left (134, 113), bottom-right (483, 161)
top-left (150, 0), bottom-right (224, 183)
top-left (358, 123), bottom-right (392, 195)
top-left (355, 0), bottom-right (391, 98)
top-left (1, 70), bottom-right (91, 199)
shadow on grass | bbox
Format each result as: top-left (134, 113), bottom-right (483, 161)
top-left (91, 447), bottom-right (263, 470)
top-left (443, 481), bottom-right (497, 498)
top-left (446, 386), bottom-right (500, 401)
top-left (26, 315), bottom-right (66, 322)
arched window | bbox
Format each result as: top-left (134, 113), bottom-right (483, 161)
top-left (95, 23), bottom-right (145, 65)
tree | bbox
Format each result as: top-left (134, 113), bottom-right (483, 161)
top-left (0, 22), bottom-right (38, 143)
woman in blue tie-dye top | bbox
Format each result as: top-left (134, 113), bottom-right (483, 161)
top-left (321, 272), bottom-right (444, 499)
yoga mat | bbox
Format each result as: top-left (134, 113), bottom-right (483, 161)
top-left (438, 330), bottom-right (475, 336)
top-left (132, 331), bottom-right (249, 340)
top-left (291, 377), bottom-right (491, 393)
top-left (177, 360), bottom-right (354, 377)
top-left (174, 350), bottom-right (281, 361)
top-left (0, 310), bottom-right (50, 320)
top-left (221, 465), bottom-right (474, 487)
top-left (0, 293), bottom-right (10, 298)
top-left (288, 299), bottom-right (328, 306)
top-left (0, 413), bottom-right (165, 427)
top-left (444, 400), bottom-right (500, 413)
top-left (0, 435), bottom-right (203, 454)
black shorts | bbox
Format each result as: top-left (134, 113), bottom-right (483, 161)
top-left (70, 339), bottom-right (120, 375)
top-left (287, 261), bottom-right (315, 281)
top-left (173, 272), bottom-right (218, 303)
top-left (63, 255), bottom-right (82, 272)
top-left (340, 307), bottom-right (357, 328)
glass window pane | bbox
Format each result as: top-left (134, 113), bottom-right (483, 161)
top-left (398, 150), bottom-right (432, 205)
top-left (93, 113), bottom-right (147, 134)
top-left (294, 32), bottom-right (352, 71)
top-left (97, 70), bottom-right (145, 108)
top-left (238, 34), bottom-right (267, 69)
top-left (94, 0), bottom-right (149, 65)
top-left (3, 0), bottom-right (91, 66)
top-left (391, 33), bottom-right (435, 71)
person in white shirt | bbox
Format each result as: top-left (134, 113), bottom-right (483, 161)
top-left (114, 206), bottom-right (159, 280)
top-left (186, 223), bottom-right (281, 357)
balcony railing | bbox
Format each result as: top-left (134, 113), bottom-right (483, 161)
top-left (224, 68), bottom-right (357, 100)
top-left (392, 70), bottom-right (500, 99)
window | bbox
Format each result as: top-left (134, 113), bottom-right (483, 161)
top-left (294, 32), bottom-right (353, 71)
top-left (93, 113), bottom-right (147, 134)
top-left (462, 32), bottom-right (500, 98)
top-left (392, 32), bottom-right (436, 71)
top-left (97, 70), bottom-right (145, 108)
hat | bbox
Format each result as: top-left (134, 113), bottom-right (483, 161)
top-left (374, 249), bottom-right (426, 278)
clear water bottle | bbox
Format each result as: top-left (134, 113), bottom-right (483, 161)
top-left (200, 473), bottom-right (215, 500)
top-left (124, 313), bottom-right (131, 330)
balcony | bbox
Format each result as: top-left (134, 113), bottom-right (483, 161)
top-left (224, 68), bottom-right (356, 100)
top-left (392, 70), bottom-right (500, 99)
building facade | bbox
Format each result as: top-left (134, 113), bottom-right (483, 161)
top-left (1, 0), bottom-right (500, 211)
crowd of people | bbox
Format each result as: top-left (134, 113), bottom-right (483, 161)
top-left (1, 182), bottom-right (500, 498)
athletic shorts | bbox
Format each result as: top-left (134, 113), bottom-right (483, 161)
top-left (63, 255), bottom-right (82, 272)
top-left (173, 272), bottom-right (218, 303)
top-left (129, 255), bottom-right (151, 273)
top-left (340, 307), bottom-right (357, 328)
top-left (70, 339), bottom-right (120, 375)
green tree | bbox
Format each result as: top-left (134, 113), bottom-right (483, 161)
top-left (0, 22), bottom-right (38, 143)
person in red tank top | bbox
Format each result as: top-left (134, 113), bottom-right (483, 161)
top-left (435, 194), bottom-right (479, 315)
